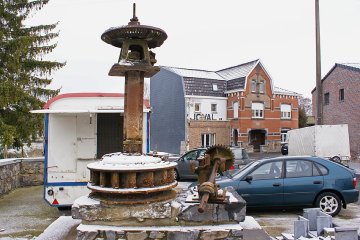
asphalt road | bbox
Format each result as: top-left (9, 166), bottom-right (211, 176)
top-left (0, 177), bottom-right (359, 239)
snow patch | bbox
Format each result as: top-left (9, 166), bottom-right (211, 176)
top-left (73, 195), bottom-right (100, 207)
top-left (37, 216), bottom-right (81, 240)
top-left (87, 152), bottom-right (177, 170)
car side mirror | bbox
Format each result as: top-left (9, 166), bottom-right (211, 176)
top-left (245, 175), bottom-right (253, 182)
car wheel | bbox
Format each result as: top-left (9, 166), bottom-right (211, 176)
top-left (316, 192), bottom-right (341, 216)
top-left (174, 169), bottom-right (179, 180)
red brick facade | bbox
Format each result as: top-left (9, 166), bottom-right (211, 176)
top-left (227, 65), bottom-right (299, 152)
top-left (312, 64), bottom-right (360, 159)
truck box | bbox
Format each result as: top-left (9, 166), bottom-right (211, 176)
top-left (287, 124), bottom-right (350, 161)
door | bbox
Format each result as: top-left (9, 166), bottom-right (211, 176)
top-left (237, 160), bottom-right (284, 206)
top-left (283, 159), bottom-right (324, 205)
top-left (48, 115), bottom-right (77, 174)
top-left (97, 113), bottom-right (123, 158)
top-left (249, 130), bottom-right (266, 152)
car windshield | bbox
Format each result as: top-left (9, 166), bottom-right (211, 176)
top-left (227, 160), bottom-right (260, 178)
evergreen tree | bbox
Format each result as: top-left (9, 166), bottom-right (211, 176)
top-left (298, 106), bottom-right (307, 128)
top-left (0, 0), bottom-right (64, 157)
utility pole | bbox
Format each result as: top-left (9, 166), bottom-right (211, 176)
top-left (315, 0), bottom-right (323, 125)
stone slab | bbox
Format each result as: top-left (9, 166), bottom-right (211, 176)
top-left (179, 189), bottom-right (246, 224)
top-left (76, 217), bottom-right (269, 240)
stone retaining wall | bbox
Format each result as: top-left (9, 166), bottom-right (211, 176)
top-left (0, 157), bottom-right (44, 196)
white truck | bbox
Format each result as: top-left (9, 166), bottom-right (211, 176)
top-left (287, 124), bottom-right (351, 162)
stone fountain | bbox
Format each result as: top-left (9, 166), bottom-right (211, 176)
top-left (72, 4), bottom-right (270, 240)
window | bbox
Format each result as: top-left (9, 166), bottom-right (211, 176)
top-left (285, 160), bottom-right (314, 178)
top-left (339, 89), bottom-right (344, 101)
top-left (194, 103), bottom-right (201, 112)
top-left (315, 163), bottom-right (328, 175)
top-left (280, 104), bottom-right (291, 119)
top-left (211, 104), bottom-right (217, 113)
top-left (324, 93), bottom-right (330, 105)
top-left (233, 101), bottom-right (239, 119)
top-left (212, 84), bottom-right (218, 91)
top-left (251, 80), bottom-right (256, 92)
top-left (248, 161), bottom-right (283, 180)
top-left (201, 133), bottom-right (215, 147)
top-left (183, 150), bottom-right (197, 161)
top-left (259, 81), bottom-right (265, 93)
top-left (251, 102), bottom-right (264, 119)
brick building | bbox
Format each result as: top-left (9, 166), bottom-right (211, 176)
top-left (312, 63), bottom-right (360, 159)
top-left (150, 59), bottom-right (300, 154)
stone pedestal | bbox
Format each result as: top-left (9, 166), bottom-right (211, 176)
top-left (72, 189), bottom-right (246, 226)
top-left (72, 189), bottom-right (271, 240)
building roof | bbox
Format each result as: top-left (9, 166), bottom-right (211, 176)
top-left (340, 63), bottom-right (360, 70)
top-left (216, 59), bottom-right (259, 80)
top-left (161, 59), bottom-right (298, 97)
top-left (162, 66), bottom-right (224, 80)
top-left (273, 86), bottom-right (302, 96)
top-left (312, 63), bottom-right (360, 93)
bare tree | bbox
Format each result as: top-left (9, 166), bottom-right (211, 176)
top-left (299, 97), bottom-right (312, 116)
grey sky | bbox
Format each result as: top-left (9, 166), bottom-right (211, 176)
top-left (27, 0), bottom-right (360, 98)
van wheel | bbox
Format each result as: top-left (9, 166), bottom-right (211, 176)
top-left (316, 192), bottom-right (341, 216)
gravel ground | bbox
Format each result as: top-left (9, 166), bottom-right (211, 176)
top-left (0, 186), bottom-right (62, 239)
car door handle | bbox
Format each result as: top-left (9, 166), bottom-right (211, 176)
top-left (313, 180), bottom-right (322, 184)
top-left (273, 183), bottom-right (281, 187)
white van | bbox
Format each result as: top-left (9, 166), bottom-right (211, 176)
top-left (32, 93), bottom-right (150, 208)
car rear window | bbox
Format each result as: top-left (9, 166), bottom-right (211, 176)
top-left (315, 162), bottom-right (329, 175)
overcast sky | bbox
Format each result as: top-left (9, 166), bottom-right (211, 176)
top-left (26, 0), bottom-right (360, 98)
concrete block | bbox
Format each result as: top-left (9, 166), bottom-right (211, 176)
top-left (334, 227), bottom-right (359, 240)
top-left (294, 216), bottom-right (309, 239)
top-left (316, 212), bottom-right (332, 236)
top-left (323, 227), bottom-right (335, 237)
top-left (303, 208), bottom-right (321, 231)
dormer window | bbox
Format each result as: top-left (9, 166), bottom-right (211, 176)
top-left (212, 84), bottom-right (218, 91)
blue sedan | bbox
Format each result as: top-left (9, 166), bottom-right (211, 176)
top-left (216, 156), bottom-right (359, 216)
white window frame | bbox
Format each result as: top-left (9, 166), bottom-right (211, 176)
top-left (280, 104), bottom-right (291, 119)
top-left (201, 133), bottom-right (215, 147)
top-left (194, 103), bottom-right (201, 112)
top-left (233, 101), bottom-right (239, 119)
top-left (251, 102), bottom-right (264, 119)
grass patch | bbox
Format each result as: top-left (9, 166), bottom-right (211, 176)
top-left (257, 220), bottom-right (289, 237)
